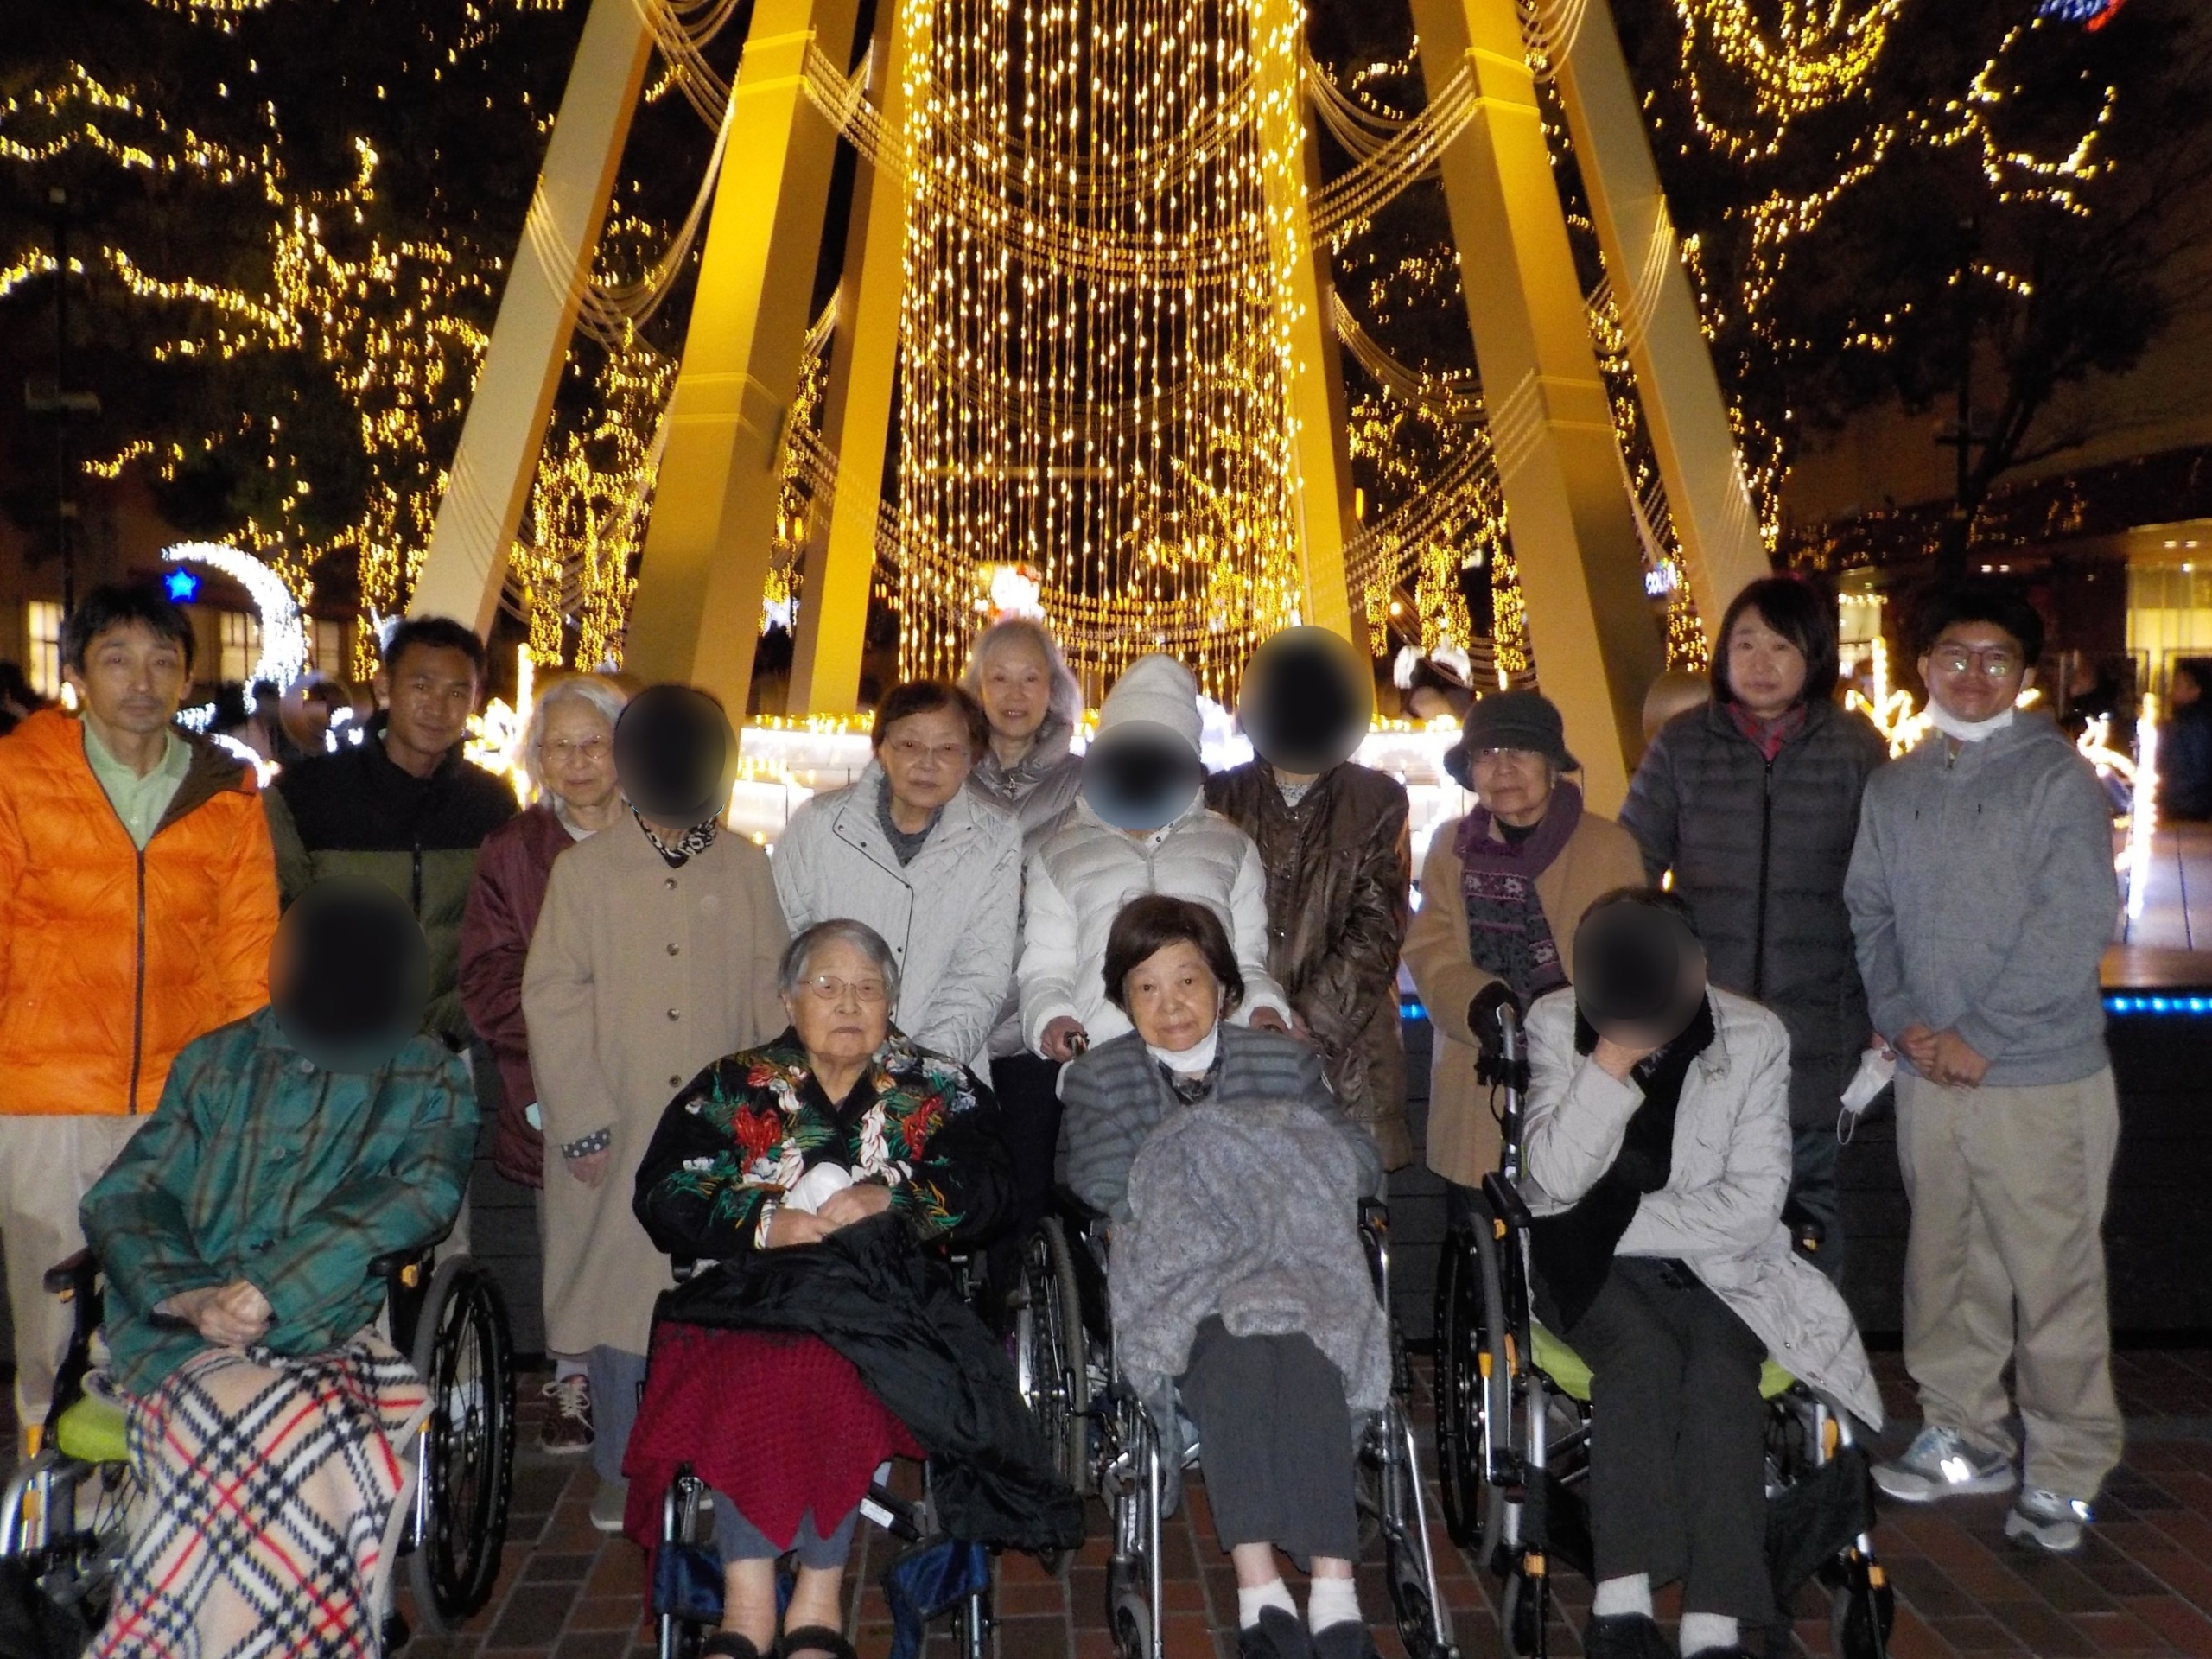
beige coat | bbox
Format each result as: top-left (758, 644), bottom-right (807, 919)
top-left (1403, 810), bottom-right (1646, 1187)
top-left (522, 819), bottom-right (789, 1356)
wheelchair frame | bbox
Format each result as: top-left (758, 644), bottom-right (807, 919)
top-left (0, 1236), bottom-right (517, 1653)
top-left (1014, 1199), bottom-right (1460, 1659)
top-left (648, 1251), bottom-right (995, 1659)
top-left (1430, 1001), bottom-right (1895, 1659)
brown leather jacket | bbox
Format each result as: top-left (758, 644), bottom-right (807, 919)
top-left (1205, 761), bottom-right (1414, 1168)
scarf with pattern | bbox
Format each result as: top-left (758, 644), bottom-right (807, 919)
top-left (1456, 781), bottom-right (1584, 1002)
top-left (632, 804), bottom-right (721, 867)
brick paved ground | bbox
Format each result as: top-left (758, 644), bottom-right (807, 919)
top-left (11, 1347), bottom-right (2212, 1657)
top-left (349, 1346), bottom-right (2212, 1659)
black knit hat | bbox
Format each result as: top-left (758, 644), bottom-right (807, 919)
top-left (1442, 690), bottom-right (1580, 789)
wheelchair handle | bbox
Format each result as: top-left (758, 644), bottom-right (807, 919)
top-left (1481, 1172), bottom-right (1535, 1235)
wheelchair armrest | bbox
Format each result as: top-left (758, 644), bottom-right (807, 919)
top-left (1357, 1198), bottom-right (1389, 1235)
top-left (1481, 1172), bottom-right (1535, 1234)
top-left (43, 1249), bottom-right (97, 1300)
top-left (671, 1257), bottom-right (702, 1284)
top-left (365, 1240), bottom-right (441, 1286)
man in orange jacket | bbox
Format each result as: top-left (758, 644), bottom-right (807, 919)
top-left (0, 583), bottom-right (279, 1452)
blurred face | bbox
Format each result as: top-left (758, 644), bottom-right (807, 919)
top-left (1469, 747), bottom-right (1556, 828)
top-left (1725, 608), bottom-right (1809, 720)
top-left (1920, 621), bottom-right (2031, 724)
top-left (2173, 667), bottom-right (2202, 709)
top-left (877, 704), bottom-right (974, 816)
top-left (64, 621), bottom-right (190, 741)
top-left (978, 644), bottom-right (1052, 745)
top-left (378, 644), bottom-right (480, 758)
top-left (785, 935), bottom-right (892, 1071)
top-left (1123, 940), bottom-right (1224, 1054)
top-left (537, 696), bottom-right (619, 813)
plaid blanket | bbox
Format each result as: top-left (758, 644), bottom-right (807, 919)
top-left (92, 1335), bottom-right (429, 1659)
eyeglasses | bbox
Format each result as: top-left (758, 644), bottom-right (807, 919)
top-left (542, 735), bottom-right (610, 761)
top-left (1928, 647), bottom-right (2021, 679)
top-left (1468, 747), bottom-right (1548, 766)
top-left (885, 737), bottom-right (970, 765)
top-left (802, 974), bottom-right (889, 1005)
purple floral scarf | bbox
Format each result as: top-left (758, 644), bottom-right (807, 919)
top-left (1456, 782), bottom-right (1584, 1001)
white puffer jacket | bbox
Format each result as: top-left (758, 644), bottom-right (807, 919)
top-left (1017, 794), bottom-right (1292, 1054)
top-left (773, 762), bottom-right (1022, 1071)
top-left (1519, 985), bottom-right (1885, 1429)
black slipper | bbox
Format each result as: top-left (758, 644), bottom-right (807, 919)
top-left (779, 1624), bottom-right (859, 1659)
top-left (702, 1636), bottom-right (766, 1659)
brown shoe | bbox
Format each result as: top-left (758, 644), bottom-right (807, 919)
top-left (538, 1374), bottom-right (594, 1455)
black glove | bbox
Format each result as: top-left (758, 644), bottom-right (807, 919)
top-left (1468, 982), bottom-right (1521, 1058)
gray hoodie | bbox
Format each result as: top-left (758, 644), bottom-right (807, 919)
top-left (1844, 714), bottom-right (2117, 1087)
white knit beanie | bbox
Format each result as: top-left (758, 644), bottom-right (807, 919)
top-left (1096, 653), bottom-right (1203, 755)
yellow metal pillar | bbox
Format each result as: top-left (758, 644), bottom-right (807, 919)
top-left (788, 7), bottom-right (908, 714)
top-left (410, 0), bottom-right (653, 636)
top-left (1257, 8), bottom-right (1357, 641)
top-left (1407, 0), bottom-right (1663, 810)
top-left (1548, 0), bottom-right (1769, 639)
top-left (624, 0), bottom-right (864, 708)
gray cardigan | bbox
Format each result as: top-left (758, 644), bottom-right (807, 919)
top-left (1060, 1024), bottom-right (1382, 1218)
top-left (1619, 698), bottom-right (1889, 1128)
top-left (1844, 715), bottom-right (2117, 1087)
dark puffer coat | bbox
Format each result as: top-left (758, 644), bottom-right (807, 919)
top-left (1618, 699), bottom-right (1889, 1128)
top-left (1205, 761), bottom-right (1414, 1168)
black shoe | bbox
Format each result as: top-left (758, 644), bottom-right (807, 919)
top-left (779, 1626), bottom-right (858, 1659)
top-left (701, 1637), bottom-right (765, 1659)
top-left (1311, 1618), bottom-right (1381, 1659)
top-left (1582, 1612), bottom-right (1678, 1659)
top-left (1238, 1607), bottom-right (1317, 1659)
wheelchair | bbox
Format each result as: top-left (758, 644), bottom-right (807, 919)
top-left (0, 1236), bottom-right (517, 1653)
top-left (1430, 1001), bottom-right (1893, 1659)
top-left (1013, 1195), bottom-right (1461, 1659)
top-left (649, 1253), bottom-right (995, 1659)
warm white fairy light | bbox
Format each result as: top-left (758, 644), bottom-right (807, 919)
top-left (162, 540), bottom-right (308, 688)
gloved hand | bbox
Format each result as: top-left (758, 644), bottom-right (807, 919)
top-left (1467, 981), bottom-right (1522, 1059)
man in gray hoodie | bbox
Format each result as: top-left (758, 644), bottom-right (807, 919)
top-left (1845, 577), bottom-right (2120, 1555)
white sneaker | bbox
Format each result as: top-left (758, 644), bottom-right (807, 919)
top-left (2005, 1488), bottom-right (2093, 1554)
top-left (1872, 1427), bottom-right (2017, 1502)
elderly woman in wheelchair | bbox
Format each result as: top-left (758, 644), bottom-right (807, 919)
top-left (13, 881), bottom-right (486, 1657)
top-left (624, 918), bottom-right (1081, 1659)
top-left (1060, 895), bottom-right (1395, 1659)
top-left (1505, 889), bottom-right (1884, 1659)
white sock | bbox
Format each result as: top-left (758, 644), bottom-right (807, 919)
top-left (1592, 1573), bottom-right (1652, 1618)
top-left (554, 1357), bottom-right (589, 1383)
top-left (1679, 1611), bottom-right (1739, 1655)
top-left (1306, 1574), bottom-right (1362, 1633)
top-left (1237, 1580), bottom-right (1297, 1630)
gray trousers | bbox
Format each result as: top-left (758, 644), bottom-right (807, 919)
top-left (1573, 1257), bottom-right (1773, 1624)
top-left (587, 1344), bottom-right (651, 1484)
top-left (1177, 1317), bottom-right (1359, 1563)
top-left (711, 1497), bottom-right (860, 1571)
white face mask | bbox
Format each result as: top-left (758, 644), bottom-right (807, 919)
top-left (1927, 702), bottom-right (2015, 743)
top-left (1147, 1022), bottom-right (1220, 1075)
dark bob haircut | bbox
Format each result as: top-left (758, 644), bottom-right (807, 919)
top-left (1582, 885), bottom-right (1701, 939)
top-left (61, 583), bottom-right (196, 677)
top-left (872, 679), bottom-right (989, 756)
top-left (1911, 575), bottom-right (2045, 665)
top-left (382, 614), bottom-right (488, 683)
top-left (1102, 894), bottom-right (1244, 1015)
top-left (1711, 574), bottom-right (1839, 706)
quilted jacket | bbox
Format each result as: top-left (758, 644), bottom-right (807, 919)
top-left (1015, 795), bottom-right (1291, 1054)
top-left (0, 710), bottom-right (278, 1116)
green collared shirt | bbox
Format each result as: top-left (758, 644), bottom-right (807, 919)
top-left (80, 1007), bottom-right (479, 1395)
top-left (83, 723), bottom-right (191, 849)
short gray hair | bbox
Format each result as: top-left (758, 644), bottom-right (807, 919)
top-left (963, 618), bottom-right (1083, 729)
top-left (521, 673), bottom-right (629, 799)
top-left (779, 918), bottom-right (902, 1007)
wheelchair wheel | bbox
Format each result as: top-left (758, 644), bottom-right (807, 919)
top-left (404, 1256), bottom-right (517, 1634)
top-left (1434, 1212), bottom-right (1510, 1559)
top-left (1830, 1553), bottom-right (1895, 1659)
top-left (1014, 1217), bottom-right (1091, 1495)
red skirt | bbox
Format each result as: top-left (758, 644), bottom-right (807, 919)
top-left (621, 1324), bottom-right (924, 1549)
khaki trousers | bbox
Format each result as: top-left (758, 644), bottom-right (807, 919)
top-left (1895, 1068), bottom-right (2124, 1498)
top-left (2, 1114), bottom-right (149, 1444)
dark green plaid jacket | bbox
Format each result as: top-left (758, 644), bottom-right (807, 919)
top-left (82, 1007), bottom-right (478, 1395)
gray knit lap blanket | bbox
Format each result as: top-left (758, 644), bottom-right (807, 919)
top-left (1112, 1099), bottom-right (1392, 1437)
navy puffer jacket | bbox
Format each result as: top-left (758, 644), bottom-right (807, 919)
top-left (1618, 698), bottom-right (1889, 1128)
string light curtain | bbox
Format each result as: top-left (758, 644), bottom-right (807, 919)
top-left (891, 0), bottom-right (1313, 692)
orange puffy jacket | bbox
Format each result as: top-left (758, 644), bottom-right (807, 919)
top-left (0, 709), bottom-right (280, 1116)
